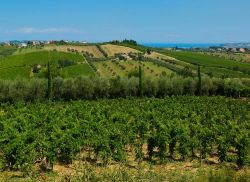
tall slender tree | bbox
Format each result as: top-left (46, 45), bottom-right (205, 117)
top-left (47, 60), bottom-right (52, 100)
top-left (197, 65), bottom-right (202, 96)
top-left (139, 65), bottom-right (143, 97)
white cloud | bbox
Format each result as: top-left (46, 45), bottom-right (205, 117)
top-left (13, 27), bottom-right (81, 34)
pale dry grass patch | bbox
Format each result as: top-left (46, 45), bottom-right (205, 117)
top-left (101, 44), bottom-right (141, 56)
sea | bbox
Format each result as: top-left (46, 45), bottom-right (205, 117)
top-left (142, 43), bottom-right (223, 49)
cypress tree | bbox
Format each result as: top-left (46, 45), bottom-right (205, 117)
top-left (139, 65), bottom-right (143, 97)
top-left (47, 61), bottom-right (52, 99)
top-left (197, 65), bottom-right (201, 95)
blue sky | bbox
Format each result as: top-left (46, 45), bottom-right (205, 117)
top-left (0, 0), bottom-right (249, 43)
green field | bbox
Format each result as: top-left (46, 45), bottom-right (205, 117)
top-left (158, 50), bottom-right (250, 77)
top-left (62, 64), bottom-right (95, 77)
top-left (13, 47), bottom-right (44, 55)
top-left (0, 44), bottom-right (250, 80)
top-left (0, 51), bottom-right (94, 79)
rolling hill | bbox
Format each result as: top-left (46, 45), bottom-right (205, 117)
top-left (0, 51), bottom-right (95, 79)
top-left (0, 43), bottom-right (249, 80)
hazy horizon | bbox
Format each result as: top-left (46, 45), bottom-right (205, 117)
top-left (0, 0), bottom-right (250, 43)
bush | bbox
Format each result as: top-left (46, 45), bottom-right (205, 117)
top-left (157, 77), bottom-right (173, 97)
top-left (26, 79), bottom-right (47, 101)
top-left (58, 60), bottom-right (76, 68)
top-left (53, 77), bottom-right (64, 100)
top-left (183, 77), bottom-right (196, 95)
top-left (74, 76), bottom-right (95, 99)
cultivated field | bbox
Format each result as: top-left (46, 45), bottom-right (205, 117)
top-left (94, 60), bottom-right (173, 78)
top-left (0, 51), bottom-right (94, 79)
top-left (44, 45), bottom-right (105, 58)
top-left (0, 43), bottom-right (250, 181)
top-left (100, 44), bottom-right (141, 57)
top-left (202, 52), bottom-right (250, 63)
top-left (158, 50), bottom-right (250, 78)
top-left (0, 97), bottom-right (249, 181)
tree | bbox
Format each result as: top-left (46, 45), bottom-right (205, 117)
top-left (146, 49), bottom-right (152, 55)
top-left (197, 65), bottom-right (202, 95)
top-left (47, 61), bottom-right (53, 100)
top-left (139, 66), bottom-right (143, 97)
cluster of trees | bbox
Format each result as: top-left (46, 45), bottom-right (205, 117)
top-left (110, 39), bottom-right (147, 53)
top-left (0, 75), bottom-right (249, 102)
top-left (110, 39), bottom-right (138, 45)
top-left (57, 59), bottom-right (77, 68)
top-left (0, 97), bottom-right (249, 175)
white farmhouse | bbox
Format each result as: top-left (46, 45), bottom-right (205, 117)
top-left (20, 43), bottom-right (27, 47)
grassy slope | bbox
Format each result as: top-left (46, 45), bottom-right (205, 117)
top-left (145, 51), bottom-right (196, 70)
top-left (157, 50), bottom-right (250, 78)
top-left (94, 60), bottom-right (173, 78)
top-left (160, 50), bottom-right (250, 70)
top-left (13, 47), bottom-right (44, 55)
top-left (44, 45), bottom-right (104, 58)
top-left (0, 51), bottom-right (94, 79)
top-left (101, 44), bottom-right (141, 57)
top-left (63, 64), bottom-right (95, 77)
top-left (1, 44), bottom-right (250, 79)
top-left (109, 42), bottom-right (148, 53)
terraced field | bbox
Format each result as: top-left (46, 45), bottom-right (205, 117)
top-left (100, 44), bottom-right (141, 57)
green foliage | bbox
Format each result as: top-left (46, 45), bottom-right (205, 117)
top-left (197, 65), bottom-right (202, 95)
top-left (0, 51), bottom-right (92, 79)
top-left (139, 65), bottom-right (143, 97)
top-left (0, 97), bottom-right (249, 175)
top-left (57, 59), bottom-right (77, 68)
top-left (47, 61), bottom-right (52, 99)
top-left (160, 50), bottom-right (250, 76)
top-left (0, 76), bottom-right (249, 102)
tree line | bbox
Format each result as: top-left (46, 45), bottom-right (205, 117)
top-left (0, 75), bottom-right (249, 103)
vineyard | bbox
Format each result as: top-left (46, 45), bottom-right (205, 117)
top-left (0, 97), bottom-right (249, 180)
top-left (0, 51), bottom-right (95, 79)
top-left (159, 50), bottom-right (250, 78)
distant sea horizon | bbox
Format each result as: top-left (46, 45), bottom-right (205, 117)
top-left (141, 43), bottom-right (224, 48)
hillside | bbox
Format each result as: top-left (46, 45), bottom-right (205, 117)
top-left (0, 51), bottom-right (95, 79)
top-left (100, 44), bottom-right (141, 56)
top-left (157, 49), bottom-right (250, 78)
top-left (44, 45), bottom-right (105, 58)
top-left (0, 43), bottom-right (250, 80)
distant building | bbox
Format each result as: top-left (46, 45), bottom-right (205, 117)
top-left (239, 48), bottom-right (246, 53)
top-left (20, 43), bottom-right (27, 48)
